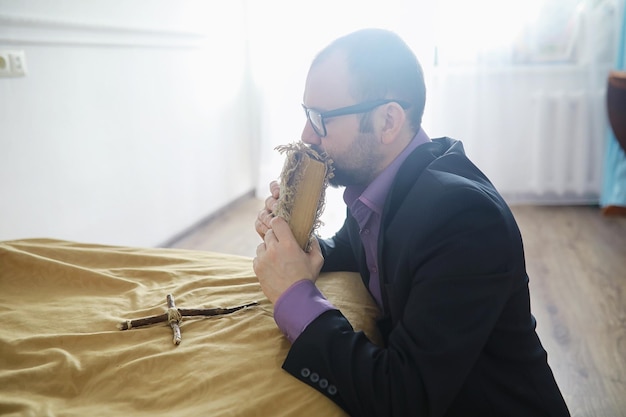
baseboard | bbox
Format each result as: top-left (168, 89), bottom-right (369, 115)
top-left (159, 189), bottom-right (256, 248)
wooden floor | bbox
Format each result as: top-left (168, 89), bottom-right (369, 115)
top-left (170, 198), bottom-right (626, 417)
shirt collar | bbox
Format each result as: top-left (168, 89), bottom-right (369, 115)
top-left (344, 128), bottom-right (431, 212)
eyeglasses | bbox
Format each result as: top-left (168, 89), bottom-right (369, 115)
top-left (302, 99), bottom-right (410, 138)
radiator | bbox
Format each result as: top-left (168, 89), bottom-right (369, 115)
top-left (527, 90), bottom-right (606, 204)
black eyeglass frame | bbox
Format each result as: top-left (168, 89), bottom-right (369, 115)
top-left (302, 99), bottom-right (411, 138)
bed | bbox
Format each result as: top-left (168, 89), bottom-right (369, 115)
top-left (0, 238), bottom-right (381, 416)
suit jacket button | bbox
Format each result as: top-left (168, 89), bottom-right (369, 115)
top-left (300, 368), bottom-right (311, 378)
top-left (310, 372), bottom-right (319, 383)
top-left (319, 378), bottom-right (328, 389)
top-left (328, 385), bottom-right (337, 395)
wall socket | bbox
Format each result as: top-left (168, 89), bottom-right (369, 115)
top-left (0, 50), bottom-right (27, 77)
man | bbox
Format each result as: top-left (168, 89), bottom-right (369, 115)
top-left (253, 28), bottom-right (569, 417)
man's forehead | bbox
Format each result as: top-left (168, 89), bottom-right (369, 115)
top-left (303, 50), bottom-right (353, 109)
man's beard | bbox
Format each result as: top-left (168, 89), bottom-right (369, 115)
top-left (314, 132), bottom-right (383, 188)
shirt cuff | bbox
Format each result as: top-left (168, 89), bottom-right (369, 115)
top-left (273, 279), bottom-right (336, 343)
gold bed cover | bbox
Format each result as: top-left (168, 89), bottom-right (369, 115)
top-left (0, 239), bottom-right (380, 417)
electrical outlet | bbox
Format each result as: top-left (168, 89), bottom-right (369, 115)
top-left (10, 51), bottom-right (26, 76)
top-left (0, 50), bottom-right (27, 77)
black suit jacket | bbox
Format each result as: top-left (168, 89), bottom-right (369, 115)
top-left (282, 138), bottom-right (570, 416)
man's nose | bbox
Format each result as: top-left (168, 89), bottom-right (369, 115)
top-left (301, 121), bottom-right (321, 145)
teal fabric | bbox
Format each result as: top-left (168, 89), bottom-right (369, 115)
top-left (601, 2), bottom-right (626, 207)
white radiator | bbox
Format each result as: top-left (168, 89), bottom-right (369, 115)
top-left (527, 89), bottom-right (606, 204)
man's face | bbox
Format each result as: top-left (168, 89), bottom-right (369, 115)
top-left (301, 51), bottom-right (384, 187)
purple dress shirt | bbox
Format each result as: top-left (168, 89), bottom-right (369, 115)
top-left (273, 129), bottom-right (431, 342)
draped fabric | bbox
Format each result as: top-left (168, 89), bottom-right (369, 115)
top-left (601, 0), bottom-right (626, 210)
top-left (0, 239), bottom-right (381, 416)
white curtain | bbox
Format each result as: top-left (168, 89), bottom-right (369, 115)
top-left (428, 0), bottom-right (620, 204)
top-left (601, 0), bottom-right (626, 209)
top-left (245, 0), bottom-right (621, 233)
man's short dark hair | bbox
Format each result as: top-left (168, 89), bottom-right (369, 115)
top-left (312, 28), bottom-right (426, 133)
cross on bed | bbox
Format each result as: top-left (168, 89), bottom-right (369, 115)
top-left (118, 294), bottom-right (258, 345)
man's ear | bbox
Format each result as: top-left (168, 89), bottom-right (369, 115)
top-left (380, 102), bottom-right (407, 145)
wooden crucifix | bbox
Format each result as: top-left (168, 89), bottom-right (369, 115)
top-left (118, 294), bottom-right (258, 345)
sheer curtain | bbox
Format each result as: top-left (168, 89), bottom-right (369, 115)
top-left (427, 0), bottom-right (619, 204)
top-left (601, 0), bottom-right (626, 210)
top-left (245, 0), bottom-right (621, 235)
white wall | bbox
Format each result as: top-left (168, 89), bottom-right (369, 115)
top-left (0, 0), bottom-right (257, 247)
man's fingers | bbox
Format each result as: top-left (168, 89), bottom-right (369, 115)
top-left (270, 181), bottom-right (280, 198)
top-left (264, 228), bottom-right (276, 244)
top-left (269, 216), bottom-right (297, 244)
top-left (255, 207), bottom-right (274, 237)
top-left (257, 207), bottom-right (274, 227)
top-left (308, 236), bottom-right (322, 255)
top-left (258, 208), bottom-right (272, 223)
top-left (255, 218), bottom-right (267, 237)
top-left (264, 196), bottom-right (277, 213)
top-left (255, 241), bottom-right (266, 256)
